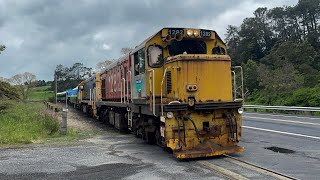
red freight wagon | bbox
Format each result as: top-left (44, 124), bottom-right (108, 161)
top-left (100, 54), bottom-right (131, 102)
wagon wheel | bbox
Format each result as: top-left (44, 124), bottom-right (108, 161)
top-left (146, 131), bottom-right (156, 144)
top-left (155, 129), bottom-right (163, 147)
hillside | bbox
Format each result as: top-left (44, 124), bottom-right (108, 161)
top-left (226, 0), bottom-right (320, 106)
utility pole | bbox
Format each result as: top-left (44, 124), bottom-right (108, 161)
top-left (55, 71), bottom-right (57, 104)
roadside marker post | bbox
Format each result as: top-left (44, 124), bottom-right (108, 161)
top-left (60, 108), bottom-right (68, 135)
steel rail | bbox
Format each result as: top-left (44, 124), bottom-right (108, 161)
top-left (223, 154), bottom-right (299, 180)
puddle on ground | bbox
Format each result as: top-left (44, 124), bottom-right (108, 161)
top-left (264, 146), bottom-right (295, 154)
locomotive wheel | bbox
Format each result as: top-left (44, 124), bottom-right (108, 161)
top-left (146, 131), bottom-right (156, 144)
top-left (155, 129), bottom-right (163, 147)
top-left (99, 110), bottom-right (108, 124)
top-left (82, 104), bottom-right (86, 113)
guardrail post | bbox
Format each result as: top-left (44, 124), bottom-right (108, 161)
top-left (60, 108), bottom-right (68, 135)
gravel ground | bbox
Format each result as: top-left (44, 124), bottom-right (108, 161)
top-left (59, 106), bottom-right (106, 132)
top-left (0, 107), bottom-right (224, 180)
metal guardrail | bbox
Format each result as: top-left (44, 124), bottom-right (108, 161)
top-left (243, 105), bottom-right (320, 112)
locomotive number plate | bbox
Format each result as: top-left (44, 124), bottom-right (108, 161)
top-left (200, 29), bottom-right (211, 38)
top-left (168, 28), bottom-right (184, 37)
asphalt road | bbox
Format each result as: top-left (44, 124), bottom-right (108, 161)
top-left (234, 112), bottom-right (320, 179)
top-left (0, 129), bottom-right (223, 180)
top-left (0, 111), bottom-right (319, 179)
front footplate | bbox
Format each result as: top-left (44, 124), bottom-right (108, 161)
top-left (173, 141), bottom-right (244, 159)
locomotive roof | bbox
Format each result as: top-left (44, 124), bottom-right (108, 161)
top-left (130, 27), bottom-right (224, 54)
top-left (84, 75), bottom-right (95, 82)
top-left (100, 27), bottom-right (224, 73)
top-left (100, 55), bottom-right (129, 73)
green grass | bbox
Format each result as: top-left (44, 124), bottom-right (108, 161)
top-left (0, 100), bottom-right (60, 145)
top-left (33, 86), bottom-right (51, 92)
top-left (29, 91), bottom-right (54, 100)
top-left (29, 86), bottom-right (54, 100)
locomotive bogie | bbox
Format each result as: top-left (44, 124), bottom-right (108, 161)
top-left (163, 109), bottom-right (243, 158)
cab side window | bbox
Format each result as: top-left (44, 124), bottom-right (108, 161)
top-left (138, 49), bottom-right (145, 74)
top-left (134, 48), bottom-right (145, 76)
top-left (148, 45), bottom-right (163, 67)
top-left (134, 52), bottom-right (139, 75)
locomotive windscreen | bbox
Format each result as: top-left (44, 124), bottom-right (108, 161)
top-left (168, 40), bottom-right (206, 56)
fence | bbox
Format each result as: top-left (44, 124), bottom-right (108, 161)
top-left (243, 105), bottom-right (320, 112)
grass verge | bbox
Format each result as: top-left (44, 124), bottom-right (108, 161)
top-left (0, 100), bottom-right (59, 145)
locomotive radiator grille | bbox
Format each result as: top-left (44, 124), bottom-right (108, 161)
top-left (166, 71), bottom-right (172, 94)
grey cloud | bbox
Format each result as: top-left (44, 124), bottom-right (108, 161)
top-left (0, 0), bottom-right (298, 80)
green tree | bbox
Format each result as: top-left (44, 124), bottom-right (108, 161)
top-left (0, 45), bottom-right (5, 54)
top-left (257, 63), bottom-right (304, 104)
top-left (9, 72), bottom-right (37, 100)
top-left (53, 63), bottom-right (94, 92)
top-left (225, 0), bottom-right (320, 106)
top-left (243, 60), bottom-right (259, 93)
top-left (295, 0), bottom-right (320, 48)
top-left (260, 41), bottom-right (319, 87)
top-left (225, 25), bottom-right (241, 64)
top-left (226, 8), bottom-right (275, 64)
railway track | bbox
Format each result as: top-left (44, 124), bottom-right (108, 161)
top-left (198, 154), bottom-right (298, 180)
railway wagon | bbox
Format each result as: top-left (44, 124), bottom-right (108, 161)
top-left (83, 27), bottom-right (244, 158)
top-left (66, 88), bottom-right (78, 107)
top-left (56, 91), bottom-right (66, 102)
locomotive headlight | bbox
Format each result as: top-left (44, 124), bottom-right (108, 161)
top-left (193, 30), bottom-right (199, 37)
top-left (166, 112), bottom-right (174, 119)
top-left (187, 29), bottom-right (193, 36)
top-left (188, 98), bottom-right (195, 106)
top-left (238, 108), bottom-right (244, 114)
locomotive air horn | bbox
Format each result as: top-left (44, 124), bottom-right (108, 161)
top-left (165, 35), bottom-right (172, 41)
top-left (175, 33), bottom-right (183, 41)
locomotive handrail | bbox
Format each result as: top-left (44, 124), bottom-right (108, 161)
top-left (126, 71), bottom-right (131, 103)
top-left (232, 66), bottom-right (244, 103)
top-left (168, 101), bottom-right (181, 105)
top-left (148, 69), bottom-right (156, 116)
top-left (89, 88), bottom-right (92, 105)
top-left (121, 78), bottom-right (125, 103)
top-left (231, 71), bottom-right (236, 100)
top-left (161, 66), bottom-right (180, 117)
top-left (243, 105), bottom-right (320, 112)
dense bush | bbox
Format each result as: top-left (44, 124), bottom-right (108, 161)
top-left (0, 81), bottom-right (21, 100)
top-left (284, 87), bottom-right (320, 107)
top-left (247, 86), bottom-right (320, 107)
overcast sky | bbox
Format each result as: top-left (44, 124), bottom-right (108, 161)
top-left (0, 0), bottom-right (298, 80)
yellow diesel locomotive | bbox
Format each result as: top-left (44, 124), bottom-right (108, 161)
top-left (78, 27), bottom-right (244, 158)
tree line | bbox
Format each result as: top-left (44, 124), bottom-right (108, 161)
top-left (226, 0), bottom-right (320, 106)
top-left (0, 72), bottom-right (37, 100)
top-left (0, 45), bottom-right (5, 54)
top-left (53, 48), bottom-right (132, 92)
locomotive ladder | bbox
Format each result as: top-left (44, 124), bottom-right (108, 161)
top-left (127, 107), bottom-right (133, 130)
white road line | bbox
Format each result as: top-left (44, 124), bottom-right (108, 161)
top-left (244, 112), bottom-right (320, 120)
top-left (243, 116), bottom-right (320, 126)
top-left (242, 126), bottom-right (320, 140)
